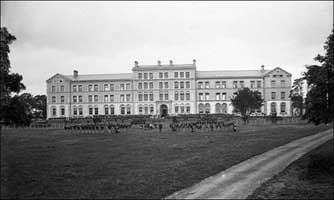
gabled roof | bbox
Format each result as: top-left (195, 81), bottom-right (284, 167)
top-left (265, 67), bottom-right (292, 76)
top-left (196, 70), bottom-right (270, 79)
top-left (132, 64), bottom-right (196, 71)
top-left (64, 73), bottom-right (133, 81)
top-left (46, 73), bottom-right (72, 83)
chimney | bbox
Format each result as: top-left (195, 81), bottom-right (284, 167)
top-left (169, 60), bottom-right (173, 65)
top-left (193, 59), bottom-right (196, 66)
top-left (73, 70), bottom-right (78, 78)
top-left (157, 60), bottom-right (161, 66)
top-left (261, 65), bottom-right (265, 72)
top-left (134, 61), bottom-right (139, 67)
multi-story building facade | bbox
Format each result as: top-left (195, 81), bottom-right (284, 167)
top-left (46, 60), bottom-right (292, 118)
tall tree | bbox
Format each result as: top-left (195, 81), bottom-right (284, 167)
top-left (33, 95), bottom-right (47, 119)
top-left (290, 78), bottom-right (304, 117)
top-left (3, 95), bottom-right (32, 127)
top-left (303, 28), bottom-right (334, 128)
top-left (0, 27), bottom-right (26, 125)
top-left (231, 88), bottom-right (264, 123)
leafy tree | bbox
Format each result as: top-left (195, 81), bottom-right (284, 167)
top-left (231, 88), bottom-right (264, 123)
top-left (303, 28), bottom-right (334, 128)
top-left (33, 95), bottom-right (47, 119)
top-left (0, 27), bottom-right (26, 125)
top-left (3, 95), bottom-right (32, 127)
top-left (290, 78), bottom-right (304, 117)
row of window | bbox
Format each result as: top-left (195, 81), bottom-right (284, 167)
top-left (51, 83), bottom-right (131, 93)
top-left (271, 102), bottom-right (287, 113)
top-left (198, 80), bottom-right (262, 89)
top-left (198, 103), bottom-right (228, 114)
top-left (271, 92), bottom-right (286, 100)
top-left (51, 94), bottom-right (131, 104)
top-left (138, 71), bottom-right (191, 80)
top-left (51, 104), bottom-right (132, 116)
top-left (271, 80), bottom-right (286, 88)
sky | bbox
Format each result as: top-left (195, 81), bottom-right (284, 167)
top-left (1, 1), bottom-right (333, 95)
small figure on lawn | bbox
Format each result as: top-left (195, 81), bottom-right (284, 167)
top-left (159, 124), bottom-right (163, 132)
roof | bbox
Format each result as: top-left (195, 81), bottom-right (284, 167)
top-left (196, 70), bottom-right (270, 79)
top-left (132, 64), bottom-right (196, 71)
top-left (64, 73), bottom-right (133, 81)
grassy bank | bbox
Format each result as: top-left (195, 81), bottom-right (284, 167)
top-left (1, 123), bottom-right (332, 199)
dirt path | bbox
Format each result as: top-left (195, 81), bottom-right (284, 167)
top-left (165, 129), bottom-right (333, 199)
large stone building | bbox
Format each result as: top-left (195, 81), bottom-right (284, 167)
top-left (46, 60), bottom-right (292, 119)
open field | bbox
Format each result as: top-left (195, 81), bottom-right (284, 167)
top-left (1, 123), bottom-right (332, 199)
top-left (247, 139), bottom-right (333, 199)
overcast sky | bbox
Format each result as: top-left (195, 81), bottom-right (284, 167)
top-left (1, 1), bottom-right (333, 95)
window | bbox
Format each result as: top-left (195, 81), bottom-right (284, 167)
top-left (186, 92), bottom-right (190, 100)
top-left (78, 95), bottom-right (82, 103)
top-left (88, 85), bottom-right (93, 92)
top-left (73, 96), bottom-right (77, 103)
top-left (110, 84), bottom-right (114, 91)
top-left (257, 80), bottom-right (261, 88)
top-left (174, 72), bottom-right (178, 78)
top-left (149, 93), bottom-right (154, 101)
top-left (150, 106), bottom-right (154, 114)
top-left (60, 96), bottom-right (64, 103)
top-left (222, 93), bottom-right (226, 100)
top-left (271, 102), bottom-right (276, 113)
top-left (205, 93), bottom-right (210, 100)
top-left (165, 82), bottom-right (169, 89)
top-left (149, 82), bottom-right (153, 89)
top-left (233, 81), bottom-right (238, 88)
top-left (94, 95), bottom-right (98, 102)
top-left (104, 84), bottom-right (109, 91)
top-left (94, 84), bottom-right (98, 91)
top-left (126, 94), bottom-right (130, 102)
top-left (159, 82), bottom-right (163, 89)
top-left (175, 92), bottom-right (179, 101)
top-left (164, 72), bottom-right (168, 78)
top-left (159, 72), bottom-right (163, 79)
top-left (280, 102), bottom-right (286, 113)
top-left (199, 93), bottom-right (203, 101)
top-left (215, 103), bottom-right (221, 113)
top-left (51, 86), bottom-right (56, 92)
top-left (250, 81), bottom-right (255, 88)
top-left (138, 82), bottom-right (142, 90)
top-left (159, 93), bottom-right (163, 101)
top-left (180, 106), bottom-right (185, 113)
top-left (205, 103), bottom-right (210, 114)
top-left (61, 107), bottom-right (65, 116)
top-left (60, 85), bottom-right (64, 92)
top-left (165, 93), bottom-right (169, 100)
top-left (104, 95), bottom-right (108, 102)
top-left (198, 82), bottom-right (203, 89)
top-left (89, 107), bottom-right (93, 115)
top-left (126, 83), bottom-right (130, 90)
top-left (52, 96), bottom-right (56, 103)
top-left (215, 81), bottom-right (220, 88)
top-left (222, 81), bottom-right (226, 88)
top-left (110, 95), bottom-right (114, 102)
top-left (144, 82), bottom-right (148, 89)
top-left (281, 80), bottom-right (285, 87)
top-left (138, 73), bottom-right (142, 79)
top-left (94, 107), bottom-right (99, 115)
top-left (180, 81), bottom-right (184, 89)
top-left (120, 94), bottom-right (125, 102)
top-left (180, 92), bottom-right (185, 101)
top-left (126, 105), bottom-right (131, 115)
top-left (78, 85), bottom-right (82, 92)
top-left (73, 107), bottom-right (77, 116)
top-left (271, 80), bottom-right (276, 88)
top-left (110, 105), bottom-right (115, 114)
top-left (186, 81), bottom-right (190, 89)
top-left (175, 105), bottom-right (179, 113)
top-left (222, 103), bottom-right (227, 113)
top-left (105, 106), bottom-right (109, 115)
top-left (138, 93), bottom-right (143, 101)
top-left (180, 72), bottom-right (184, 78)
top-left (205, 81), bottom-right (209, 88)
top-left (52, 108), bottom-right (57, 116)
top-left (79, 107), bottom-right (83, 115)
top-left (216, 93), bottom-right (220, 100)
top-left (88, 95), bottom-right (93, 103)
top-left (144, 94), bottom-right (148, 101)
top-left (144, 73), bottom-right (148, 79)
top-left (186, 105), bottom-right (190, 113)
top-left (149, 73), bottom-right (153, 79)
top-left (174, 81), bottom-right (179, 89)
top-left (240, 81), bottom-right (244, 88)
top-left (198, 104), bottom-right (204, 114)
top-left (144, 106), bottom-right (148, 114)
top-left (281, 92), bottom-right (285, 100)
top-left (186, 72), bottom-right (190, 78)
top-left (271, 92), bottom-right (276, 100)
top-left (120, 83), bottom-right (125, 91)
top-left (139, 106), bottom-right (143, 114)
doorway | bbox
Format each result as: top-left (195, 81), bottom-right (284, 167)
top-left (160, 104), bottom-right (168, 117)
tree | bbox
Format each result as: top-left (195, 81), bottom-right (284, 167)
top-left (0, 27), bottom-right (26, 125)
top-left (3, 95), bottom-right (32, 127)
top-left (33, 95), bottom-right (47, 119)
top-left (303, 28), bottom-right (334, 128)
top-left (290, 78), bottom-right (304, 117)
top-left (231, 88), bottom-right (264, 123)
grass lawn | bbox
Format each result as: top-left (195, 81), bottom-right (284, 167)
top-left (1, 123), bottom-right (332, 199)
top-left (247, 139), bottom-right (333, 199)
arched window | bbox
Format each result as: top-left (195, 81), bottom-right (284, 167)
top-left (144, 104), bottom-right (149, 114)
top-left (88, 105), bottom-right (93, 115)
top-left (110, 105), bottom-right (115, 115)
top-left (205, 103), bottom-right (211, 114)
top-left (198, 103), bottom-right (204, 114)
top-left (186, 103), bottom-right (191, 113)
top-left (138, 105), bottom-right (143, 114)
top-left (51, 106), bottom-right (57, 117)
top-left (149, 104), bottom-right (154, 114)
top-left (104, 105), bottom-right (109, 115)
top-left (280, 102), bottom-right (286, 113)
top-left (120, 104), bottom-right (125, 115)
top-left (78, 106), bottom-right (83, 116)
top-left (126, 104), bottom-right (131, 115)
top-left (60, 106), bottom-right (65, 116)
top-left (215, 103), bottom-right (221, 113)
top-left (222, 103), bottom-right (227, 113)
top-left (73, 106), bottom-right (77, 116)
top-left (271, 102), bottom-right (277, 114)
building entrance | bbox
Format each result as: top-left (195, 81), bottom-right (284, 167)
top-left (160, 104), bottom-right (168, 117)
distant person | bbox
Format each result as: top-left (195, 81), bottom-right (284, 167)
top-left (159, 124), bottom-right (163, 132)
